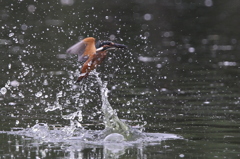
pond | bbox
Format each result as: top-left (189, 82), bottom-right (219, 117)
top-left (1, 0), bottom-right (240, 158)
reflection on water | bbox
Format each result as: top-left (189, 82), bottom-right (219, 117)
top-left (0, 130), bottom-right (181, 159)
top-left (0, 132), bottom-right (180, 159)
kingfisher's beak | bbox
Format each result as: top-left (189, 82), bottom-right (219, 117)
top-left (112, 43), bottom-right (127, 49)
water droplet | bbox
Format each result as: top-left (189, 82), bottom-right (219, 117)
top-left (43, 79), bottom-right (48, 85)
top-left (188, 47), bottom-right (195, 53)
top-left (10, 80), bottom-right (19, 87)
top-left (9, 102), bottom-right (16, 106)
top-left (204, 0), bottom-right (213, 7)
top-left (28, 5), bottom-right (36, 13)
top-left (21, 24), bottom-right (28, 31)
top-left (179, 154), bottom-right (185, 158)
top-left (23, 70), bottom-right (29, 76)
top-left (104, 133), bottom-right (125, 142)
top-left (1, 87), bottom-right (7, 95)
top-left (218, 61), bottom-right (236, 67)
top-left (60, 0), bottom-right (74, 6)
top-left (109, 34), bottom-right (115, 40)
top-left (18, 92), bottom-right (24, 98)
top-left (156, 64), bottom-right (162, 68)
top-left (204, 101), bottom-right (210, 104)
top-left (35, 91), bottom-right (42, 97)
top-left (9, 33), bottom-right (14, 37)
top-left (143, 13), bottom-right (152, 21)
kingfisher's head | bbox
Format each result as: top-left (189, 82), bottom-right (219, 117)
top-left (96, 41), bottom-right (127, 51)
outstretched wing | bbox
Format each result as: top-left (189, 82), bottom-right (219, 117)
top-left (67, 37), bottom-right (97, 62)
top-left (66, 40), bottom-right (89, 62)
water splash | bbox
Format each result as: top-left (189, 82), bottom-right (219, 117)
top-left (94, 71), bottom-right (140, 140)
top-left (45, 91), bottom-right (63, 112)
top-left (2, 71), bottom-right (182, 154)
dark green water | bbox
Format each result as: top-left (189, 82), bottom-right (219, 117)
top-left (1, 0), bottom-right (240, 158)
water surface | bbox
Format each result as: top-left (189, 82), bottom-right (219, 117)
top-left (1, 0), bottom-right (240, 158)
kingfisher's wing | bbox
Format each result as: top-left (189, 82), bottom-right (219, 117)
top-left (66, 39), bottom-right (96, 62)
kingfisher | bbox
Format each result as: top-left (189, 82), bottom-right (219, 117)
top-left (66, 37), bottom-right (127, 82)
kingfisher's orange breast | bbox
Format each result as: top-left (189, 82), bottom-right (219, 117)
top-left (81, 51), bottom-right (107, 74)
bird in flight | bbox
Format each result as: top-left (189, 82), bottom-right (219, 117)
top-left (66, 37), bottom-right (127, 82)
